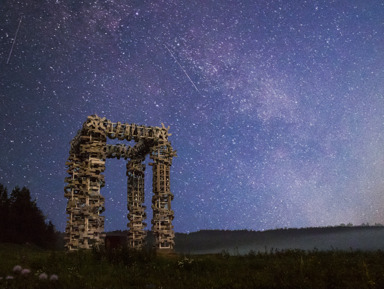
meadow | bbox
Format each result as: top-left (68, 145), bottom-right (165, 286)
top-left (1, 242), bottom-right (384, 289)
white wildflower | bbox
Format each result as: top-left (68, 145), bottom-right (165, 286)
top-left (21, 268), bottom-right (31, 276)
top-left (13, 265), bottom-right (22, 273)
top-left (38, 273), bottom-right (48, 280)
top-left (50, 274), bottom-right (59, 281)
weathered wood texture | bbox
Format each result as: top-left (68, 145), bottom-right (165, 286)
top-left (64, 115), bottom-right (176, 251)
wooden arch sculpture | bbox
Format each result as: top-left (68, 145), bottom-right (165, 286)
top-left (64, 115), bottom-right (176, 251)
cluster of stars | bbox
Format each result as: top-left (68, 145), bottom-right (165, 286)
top-left (0, 0), bottom-right (384, 233)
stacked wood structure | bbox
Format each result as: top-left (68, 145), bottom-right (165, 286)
top-left (64, 115), bottom-right (176, 251)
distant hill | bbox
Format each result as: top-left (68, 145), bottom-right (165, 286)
top-left (62, 226), bottom-right (384, 254)
top-left (173, 226), bottom-right (384, 254)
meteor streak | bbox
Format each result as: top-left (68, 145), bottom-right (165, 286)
top-left (6, 16), bottom-right (23, 64)
top-left (163, 43), bottom-right (202, 95)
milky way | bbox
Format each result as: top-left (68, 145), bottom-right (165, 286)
top-left (1, 0), bottom-right (384, 233)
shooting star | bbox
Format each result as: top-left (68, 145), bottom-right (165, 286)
top-left (7, 16), bottom-right (23, 64)
top-left (163, 43), bottom-right (202, 95)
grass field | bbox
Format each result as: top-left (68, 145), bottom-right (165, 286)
top-left (1, 243), bottom-right (384, 288)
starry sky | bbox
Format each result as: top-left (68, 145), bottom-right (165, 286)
top-left (1, 0), bottom-right (384, 233)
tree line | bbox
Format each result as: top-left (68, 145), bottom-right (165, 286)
top-left (0, 184), bottom-right (58, 249)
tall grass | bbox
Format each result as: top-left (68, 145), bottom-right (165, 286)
top-left (1, 243), bottom-right (384, 288)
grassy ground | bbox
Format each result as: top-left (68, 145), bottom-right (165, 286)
top-left (1, 243), bottom-right (384, 288)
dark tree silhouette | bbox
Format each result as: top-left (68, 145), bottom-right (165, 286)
top-left (0, 184), bottom-right (58, 248)
top-left (0, 184), bottom-right (9, 241)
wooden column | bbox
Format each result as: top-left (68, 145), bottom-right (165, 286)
top-left (150, 141), bottom-right (175, 250)
top-left (126, 158), bottom-right (147, 249)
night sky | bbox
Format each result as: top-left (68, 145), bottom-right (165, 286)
top-left (1, 0), bottom-right (384, 233)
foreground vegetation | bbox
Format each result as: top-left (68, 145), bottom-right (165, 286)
top-left (1, 243), bottom-right (384, 289)
top-left (1, 183), bottom-right (383, 288)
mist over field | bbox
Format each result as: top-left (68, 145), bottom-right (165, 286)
top-left (173, 226), bottom-right (384, 255)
